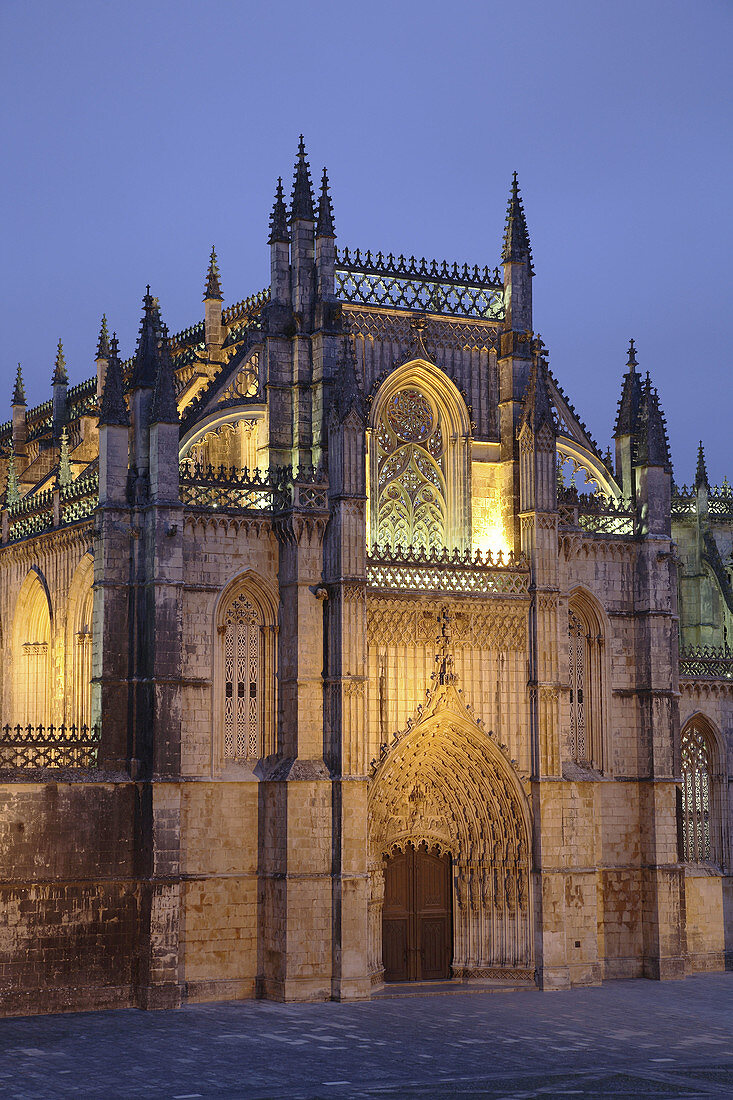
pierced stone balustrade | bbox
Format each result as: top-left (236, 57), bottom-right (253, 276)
top-left (0, 722), bottom-right (101, 769)
top-left (679, 645), bottom-right (733, 681)
top-left (367, 543), bottom-right (530, 597)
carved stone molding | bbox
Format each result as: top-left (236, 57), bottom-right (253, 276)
top-left (559, 532), bottom-right (636, 561)
top-left (367, 596), bottom-right (527, 651)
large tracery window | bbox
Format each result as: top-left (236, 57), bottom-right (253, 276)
top-left (376, 388), bottom-right (447, 552)
top-left (222, 593), bottom-right (263, 760)
top-left (681, 722), bottom-right (716, 864)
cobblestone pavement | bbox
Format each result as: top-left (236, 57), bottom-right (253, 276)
top-left (1, 975), bottom-right (732, 1099)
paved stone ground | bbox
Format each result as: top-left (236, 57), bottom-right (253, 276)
top-left (1, 975), bottom-right (732, 1098)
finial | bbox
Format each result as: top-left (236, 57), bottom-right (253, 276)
top-left (627, 338), bottom-right (637, 370)
top-left (290, 136), bottom-right (315, 221)
top-left (634, 373), bottom-right (673, 472)
top-left (695, 440), bottom-right (710, 491)
top-left (151, 324), bottom-right (179, 424)
top-left (204, 246), bottom-right (223, 301)
top-left (128, 287), bottom-right (162, 391)
top-left (519, 333), bottom-right (555, 433)
top-left (268, 177), bottom-right (290, 243)
top-left (614, 339), bottom-right (644, 437)
top-left (52, 339), bottom-right (68, 385)
top-left (501, 172), bottom-right (534, 273)
top-left (316, 167), bottom-right (335, 238)
top-left (12, 364), bottom-right (26, 406)
top-left (333, 334), bottom-right (366, 424)
top-left (99, 332), bottom-right (130, 426)
top-left (96, 315), bottom-right (110, 360)
top-left (58, 427), bottom-right (72, 488)
top-left (6, 451), bottom-right (20, 506)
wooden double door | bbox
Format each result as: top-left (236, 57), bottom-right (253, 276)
top-left (382, 844), bottom-right (452, 982)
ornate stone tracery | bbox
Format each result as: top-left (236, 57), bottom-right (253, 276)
top-left (681, 719), bottom-right (718, 864)
top-left (368, 359), bottom-right (472, 555)
top-left (376, 387), bottom-right (447, 552)
top-left (368, 668), bottom-right (532, 983)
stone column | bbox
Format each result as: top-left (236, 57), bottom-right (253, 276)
top-left (259, 478), bottom-right (333, 1001)
top-left (325, 401), bottom-right (370, 1000)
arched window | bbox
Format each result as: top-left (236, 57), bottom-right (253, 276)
top-left (67, 556), bottom-right (94, 730)
top-left (13, 570), bottom-right (52, 726)
top-left (217, 576), bottom-right (277, 764)
top-left (681, 721), bottom-right (718, 864)
top-left (568, 608), bottom-right (587, 760)
top-left (376, 388), bottom-right (447, 552)
top-left (368, 360), bottom-right (472, 554)
top-left (567, 592), bottom-right (606, 770)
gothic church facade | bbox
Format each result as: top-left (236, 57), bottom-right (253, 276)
top-left (0, 141), bottom-right (730, 1015)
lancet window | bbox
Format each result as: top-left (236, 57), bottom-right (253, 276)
top-left (222, 593), bottom-right (262, 759)
top-left (375, 388), bottom-right (447, 552)
top-left (71, 586), bottom-right (93, 730)
top-left (13, 572), bottom-right (52, 726)
top-left (567, 594), bottom-right (606, 769)
top-left (568, 609), bottom-right (586, 761)
top-left (681, 722), bottom-right (716, 864)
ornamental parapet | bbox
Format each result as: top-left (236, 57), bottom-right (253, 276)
top-left (672, 486), bottom-right (733, 521)
top-left (336, 246), bottom-right (504, 321)
top-left (367, 543), bottom-right (530, 597)
top-left (679, 645), bottom-right (733, 681)
top-left (0, 722), bottom-right (100, 769)
top-left (558, 487), bottom-right (635, 536)
top-left (179, 461), bottom-right (327, 515)
top-left (2, 471), bottom-right (99, 544)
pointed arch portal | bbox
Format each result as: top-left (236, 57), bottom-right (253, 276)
top-left (368, 699), bottom-right (533, 982)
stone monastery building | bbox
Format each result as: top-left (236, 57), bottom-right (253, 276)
top-left (1, 140), bottom-right (731, 1016)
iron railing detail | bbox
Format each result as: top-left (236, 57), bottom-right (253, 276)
top-left (367, 544), bottom-right (530, 597)
top-left (0, 723), bottom-right (100, 769)
top-left (335, 247), bottom-right (504, 320)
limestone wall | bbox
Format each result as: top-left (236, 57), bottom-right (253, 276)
top-left (0, 781), bottom-right (140, 1016)
top-left (179, 781), bottom-right (259, 1001)
top-left (684, 868), bottom-right (725, 971)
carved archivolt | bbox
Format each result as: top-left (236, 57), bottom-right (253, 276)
top-left (369, 710), bottom-right (530, 868)
top-left (367, 687), bottom-right (533, 977)
top-left (367, 596), bottom-right (527, 652)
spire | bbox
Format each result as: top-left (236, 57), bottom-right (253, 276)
top-left (12, 364), bottom-right (25, 406)
top-left (316, 167), bottom-right (335, 238)
top-left (6, 451), bottom-right (20, 506)
top-left (520, 335), bottom-right (555, 433)
top-left (268, 177), bottom-right (290, 243)
top-left (501, 172), bottom-right (534, 273)
top-left (151, 325), bottom-right (179, 424)
top-left (613, 338), bottom-right (643, 436)
top-left (128, 286), bottom-right (162, 391)
top-left (52, 339), bottom-right (68, 385)
top-left (290, 135), bottom-right (315, 221)
top-left (96, 315), bottom-right (110, 359)
top-left (635, 373), bottom-right (672, 471)
top-left (695, 440), bottom-right (710, 491)
top-left (99, 333), bottom-right (130, 426)
top-left (204, 246), bottom-right (223, 301)
top-left (58, 427), bottom-right (72, 488)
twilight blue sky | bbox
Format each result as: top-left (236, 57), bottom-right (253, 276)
top-left (1, 0), bottom-right (731, 483)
